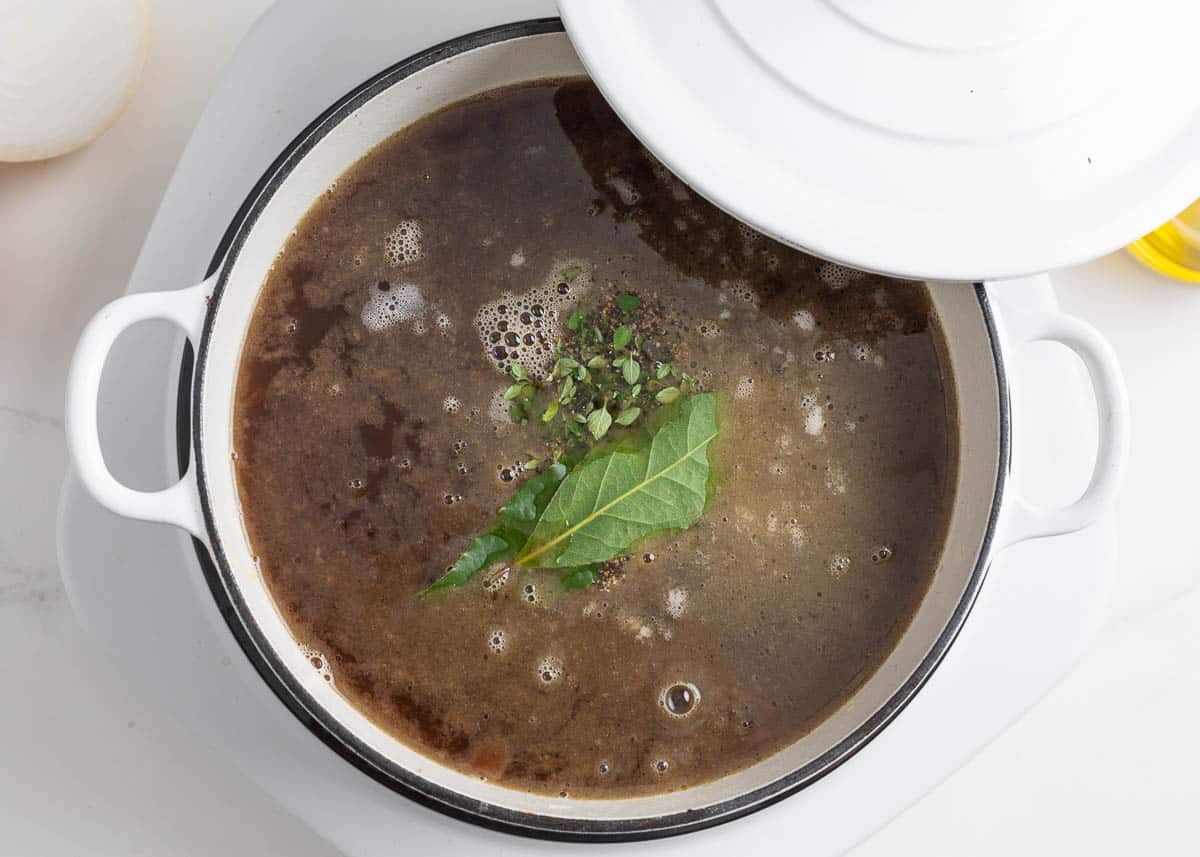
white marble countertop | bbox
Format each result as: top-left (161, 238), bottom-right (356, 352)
top-left (2, 2), bottom-right (1197, 854)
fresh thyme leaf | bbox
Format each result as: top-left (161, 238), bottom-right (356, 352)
top-left (573, 413), bottom-right (588, 424)
top-left (622, 358), bottom-right (640, 385)
top-left (656, 386), bottom-right (681, 404)
top-left (587, 355), bottom-right (608, 369)
top-left (510, 364), bottom-right (530, 382)
top-left (518, 394), bottom-right (719, 568)
top-left (656, 362), bottom-right (672, 380)
top-left (617, 293), bottom-right (641, 311)
top-left (422, 463), bottom-right (569, 594)
top-left (613, 325), bottom-right (632, 349)
top-left (587, 404), bottom-right (613, 440)
top-left (612, 355), bottom-right (627, 368)
top-left (615, 406), bottom-right (641, 426)
top-left (554, 357), bottom-right (578, 376)
top-left (559, 265), bottom-right (584, 282)
top-left (568, 309), bottom-right (583, 332)
top-left (541, 400), bottom-right (559, 423)
top-left (630, 383), bottom-right (642, 398)
top-left (558, 376), bottom-right (576, 402)
top-left (503, 383), bottom-right (527, 400)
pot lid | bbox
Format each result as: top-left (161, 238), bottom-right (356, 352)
top-left (558, 0), bottom-right (1200, 280)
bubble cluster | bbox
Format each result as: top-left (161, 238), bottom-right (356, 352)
top-left (482, 566), bottom-right (510, 592)
top-left (384, 220), bottom-right (422, 266)
top-left (443, 395), bottom-right (460, 414)
top-left (850, 342), bottom-right (871, 361)
top-left (475, 260), bottom-right (591, 377)
top-left (654, 759), bottom-right (671, 774)
top-left (818, 261), bottom-right (864, 289)
top-left (871, 545), bottom-right (894, 563)
top-left (298, 644), bottom-right (334, 685)
top-left (522, 583), bottom-right (541, 605)
top-left (814, 343), bottom-right (836, 362)
top-left (697, 322), bottom-right (721, 339)
top-left (536, 655), bottom-right (564, 684)
top-left (725, 280), bottom-right (756, 304)
top-left (828, 553), bottom-right (851, 578)
top-left (436, 313), bottom-right (452, 333)
top-left (487, 629), bottom-right (507, 654)
top-left (734, 377), bottom-right (755, 399)
top-left (736, 221), bottom-right (761, 248)
top-left (488, 387), bottom-right (514, 425)
top-left (791, 309), bottom-right (816, 332)
top-left (786, 519), bottom-right (806, 550)
top-left (825, 464), bottom-right (848, 495)
top-left (665, 587), bottom-right (688, 619)
top-left (361, 281), bottom-right (425, 332)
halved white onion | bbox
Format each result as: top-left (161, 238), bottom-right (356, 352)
top-left (0, 0), bottom-right (150, 162)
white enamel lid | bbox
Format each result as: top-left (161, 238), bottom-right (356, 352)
top-left (558, 0), bottom-right (1200, 280)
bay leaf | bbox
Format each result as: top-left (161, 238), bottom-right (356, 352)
top-left (517, 393), bottom-right (719, 568)
top-left (421, 462), bottom-right (568, 594)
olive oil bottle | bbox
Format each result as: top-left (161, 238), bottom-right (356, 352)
top-left (1128, 198), bottom-right (1200, 283)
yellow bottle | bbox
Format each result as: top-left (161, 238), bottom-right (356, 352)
top-left (1128, 199), bottom-right (1200, 283)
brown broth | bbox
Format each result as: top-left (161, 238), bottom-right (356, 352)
top-left (233, 79), bottom-right (958, 798)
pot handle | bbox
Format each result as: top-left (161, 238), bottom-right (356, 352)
top-left (65, 278), bottom-right (214, 539)
top-left (997, 299), bottom-right (1130, 548)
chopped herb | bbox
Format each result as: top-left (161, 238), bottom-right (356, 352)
top-left (587, 404), bottom-right (613, 440)
top-left (510, 364), bottom-right (530, 382)
top-left (617, 293), bottom-right (641, 311)
top-left (656, 386), bottom-right (681, 404)
top-left (587, 355), bottom-right (608, 369)
top-left (541, 400), bottom-right (559, 423)
top-left (656, 362), bottom-right (672, 380)
top-left (615, 406), bottom-right (641, 426)
top-left (613, 325), bottom-right (632, 349)
top-left (568, 309), bottom-right (583, 331)
top-left (622, 358), bottom-right (640, 385)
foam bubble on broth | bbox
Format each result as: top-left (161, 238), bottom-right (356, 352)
top-left (805, 405), bottom-right (825, 436)
top-left (818, 261), bottom-right (864, 289)
top-left (383, 219), bottom-right (422, 266)
top-left (665, 587), bottom-right (688, 619)
top-left (361, 281), bottom-right (425, 332)
top-left (475, 259), bottom-right (591, 377)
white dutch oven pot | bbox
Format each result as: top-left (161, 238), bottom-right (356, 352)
top-left (65, 21), bottom-right (1128, 840)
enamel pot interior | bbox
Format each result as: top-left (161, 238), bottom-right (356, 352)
top-left (191, 21), bottom-right (1005, 840)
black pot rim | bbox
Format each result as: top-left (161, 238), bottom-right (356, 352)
top-left (175, 17), bottom-right (1011, 843)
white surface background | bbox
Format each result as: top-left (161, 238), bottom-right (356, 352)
top-left (1, 1), bottom-right (1197, 854)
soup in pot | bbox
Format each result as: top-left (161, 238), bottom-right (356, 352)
top-left (233, 79), bottom-right (958, 798)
